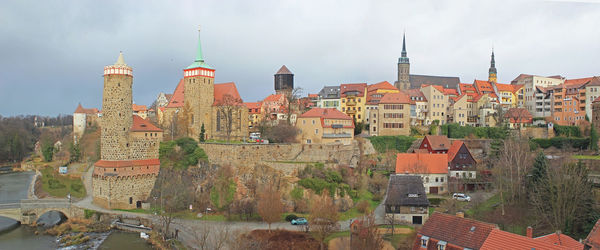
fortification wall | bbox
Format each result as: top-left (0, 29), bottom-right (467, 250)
top-left (92, 173), bottom-right (157, 209)
top-left (198, 141), bottom-right (359, 168)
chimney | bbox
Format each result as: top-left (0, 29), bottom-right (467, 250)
top-left (527, 226), bottom-right (533, 238)
top-left (456, 212), bottom-right (464, 218)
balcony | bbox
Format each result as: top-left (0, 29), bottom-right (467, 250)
top-left (346, 100), bottom-right (356, 106)
top-left (346, 109), bottom-right (356, 114)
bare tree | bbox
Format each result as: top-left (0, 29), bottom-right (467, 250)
top-left (352, 212), bottom-right (384, 250)
top-left (284, 87), bottom-right (302, 125)
top-left (262, 122), bottom-right (299, 143)
top-left (309, 190), bottom-right (340, 250)
top-left (257, 185), bottom-right (283, 231)
top-left (493, 137), bottom-right (533, 215)
top-left (231, 198), bottom-right (256, 221)
top-left (215, 94), bottom-right (243, 141)
top-left (152, 169), bottom-right (194, 238)
top-left (189, 222), bottom-right (234, 250)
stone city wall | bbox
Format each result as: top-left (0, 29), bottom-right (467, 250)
top-left (198, 141), bottom-right (360, 169)
top-left (92, 173), bottom-right (157, 210)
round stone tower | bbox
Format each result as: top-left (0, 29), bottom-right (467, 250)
top-left (274, 65), bottom-right (294, 95)
top-left (101, 52), bottom-right (133, 160)
top-left (184, 27), bottom-right (215, 140)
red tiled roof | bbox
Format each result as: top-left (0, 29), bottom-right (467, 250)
top-left (244, 102), bottom-right (262, 109)
top-left (459, 83), bottom-right (477, 92)
top-left (512, 84), bottom-right (524, 93)
top-left (423, 135), bottom-right (451, 151)
top-left (166, 79), bottom-right (185, 108)
top-left (94, 158), bottom-right (160, 168)
top-left (379, 92), bottom-right (410, 104)
top-left (299, 107), bottom-right (352, 120)
top-left (535, 232), bottom-right (584, 250)
top-left (367, 81), bottom-right (397, 92)
top-left (214, 82), bottom-right (243, 105)
top-left (443, 88), bottom-right (458, 96)
top-left (495, 83), bottom-right (514, 92)
top-left (585, 219), bottom-right (600, 249)
top-left (263, 94), bottom-right (285, 103)
top-left (447, 141), bottom-right (463, 162)
top-left (131, 115), bottom-right (162, 132)
top-left (395, 153), bottom-right (448, 174)
top-left (474, 80), bottom-right (494, 93)
top-left (132, 104), bottom-right (147, 112)
top-left (418, 213), bottom-right (497, 249)
top-left (481, 229), bottom-right (570, 250)
top-left (565, 77), bottom-right (594, 87)
top-left (74, 104), bottom-right (99, 114)
top-left (340, 83), bottom-right (367, 97)
top-left (308, 93), bottom-right (318, 98)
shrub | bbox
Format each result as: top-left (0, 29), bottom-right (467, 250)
top-left (159, 137), bottom-right (208, 169)
top-left (71, 182), bottom-right (83, 193)
top-left (368, 135), bottom-right (417, 153)
top-left (48, 179), bottom-right (65, 189)
top-left (285, 214), bottom-right (298, 222)
top-left (554, 125), bottom-right (582, 137)
top-left (530, 137), bottom-right (589, 150)
top-left (349, 190), bottom-right (358, 199)
top-left (428, 198), bottom-right (444, 206)
top-left (356, 200), bottom-right (370, 214)
top-left (290, 187), bottom-right (304, 200)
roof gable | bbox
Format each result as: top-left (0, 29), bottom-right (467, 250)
top-left (384, 175), bottom-right (429, 206)
top-left (367, 81), bottom-right (397, 92)
top-left (131, 115), bottom-right (162, 132)
top-left (299, 108), bottom-right (352, 120)
top-left (419, 213), bottom-right (497, 249)
top-left (481, 229), bottom-right (571, 250)
top-left (379, 92), bottom-right (411, 104)
top-left (395, 153), bottom-right (448, 174)
top-left (422, 135), bottom-right (451, 151)
top-left (166, 79), bottom-right (185, 108)
top-left (214, 82), bottom-right (243, 105)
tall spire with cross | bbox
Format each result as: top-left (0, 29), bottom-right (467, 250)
top-left (396, 32), bottom-right (411, 90)
top-left (488, 48), bottom-right (497, 83)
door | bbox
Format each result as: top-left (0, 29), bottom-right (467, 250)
top-left (429, 187), bottom-right (438, 194)
top-left (412, 216), bottom-right (423, 224)
top-left (136, 201), bottom-right (142, 208)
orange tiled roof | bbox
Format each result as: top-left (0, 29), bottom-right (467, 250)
top-left (395, 153), bottom-right (448, 174)
top-left (447, 141), bottom-right (463, 162)
top-left (131, 115), bottom-right (162, 132)
top-left (263, 94), bottom-right (285, 103)
top-left (418, 213), bottom-right (497, 249)
top-left (495, 83), bottom-right (513, 92)
top-left (214, 82), bottom-right (243, 105)
top-left (244, 102), bottom-right (262, 109)
top-left (535, 232), bottom-right (584, 250)
top-left (443, 88), bottom-right (458, 96)
top-left (299, 107), bottom-right (352, 120)
top-left (379, 92), bottom-right (410, 104)
top-left (132, 104), bottom-right (147, 112)
top-left (481, 229), bottom-right (570, 250)
top-left (308, 93), bottom-right (318, 98)
top-left (74, 104), bottom-right (99, 114)
top-left (565, 77), bottom-right (595, 87)
top-left (166, 79), bottom-right (185, 108)
top-left (424, 135), bottom-right (451, 151)
top-left (95, 158), bottom-right (160, 168)
top-left (367, 81), bottom-right (397, 92)
top-left (474, 80), bottom-right (494, 93)
top-left (585, 219), bottom-right (600, 249)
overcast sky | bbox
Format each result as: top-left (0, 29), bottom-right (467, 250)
top-left (1, 0), bottom-right (599, 116)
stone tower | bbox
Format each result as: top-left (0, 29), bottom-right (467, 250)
top-left (397, 33), bottom-right (410, 90)
top-left (101, 52), bottom-right (133, 160)
top-left (183, 27), bottom-right (215, 141)
top-left (488, 49), bottom-right (497, 84)
top-left (274, 65), bottom-right (294, 95)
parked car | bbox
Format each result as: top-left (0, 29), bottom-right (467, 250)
top-left (452, 193), bottom-right (471, 202)
top-left (291, 217), bottom-right (308, 225)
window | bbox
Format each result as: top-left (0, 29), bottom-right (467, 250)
top-left (312, 119), bottom-right (315, 125)
top-left (420, 236), bottom-right (429, 247)
top-left (306, 139), bottom-right (311, 144)
top-left (315, 129), bottom-right (319, 134)
top-left (303, 120), bottom-right (306, 124)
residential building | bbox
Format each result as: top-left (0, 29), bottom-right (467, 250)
top-left (419, 135), bottom-right (451, 154)
top-left (447, 140), bottom-right (476, 179)
top-left (395, 153), bottom-right (448, 194)
top-left (594, 97), bottom-right (600, 135)
top-left (369, 92), bottom-right (411, 136)
top-left (511, 74), bottom-right (565, 117)
top-left (365, 81), bottom-right (400, 124)
top-left (421, 85), bottom-right (448, 125)
top-left (262, 93), bottom-right (287, 122)
top-left (406, 89), bottom-right (428, 126)
top-left (494, 83), bottom-right (522, 108)
top-left (414, 213), bottom-right (582, 250)
top-left (245, 102), bottom-right (262, 130)
top-left (154, 92), bottom-right (172, 108)
top-left (316, 86), bottom-right (341, 110)
top-left (132, 104), bottom-right (148, 119)
top-left (413, 213), bottom-right (497, 250)
top-left (532, 86), bottom-right (554, 118)
top-left (296, 108), bottom-right (354, 145)
top-left (449, 94), bottom-right (468, 126)
top-left (584, 77), bottom-right (600, 121)
top-left (504, 108), bottom-right (533, 129)
top-left (549, 79), bottom-right (588, 126)
top-left (384, 175), bottom-right (429, 224)
top-left (340, 83), bottom-right (368, 123)
top-left (274, 65), bottom-right (294, 95)
top-left (474, 93), bottom-right (499, 127)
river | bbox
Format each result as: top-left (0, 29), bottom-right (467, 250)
top-left (0, 171), bottom-right (152, 249)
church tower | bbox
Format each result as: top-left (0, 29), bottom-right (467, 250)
top-left (101, 52), bottom-right (133, 161)
top-left (488, 49), bottom-right (497, 83)
top-left (396, 33), bottom-right (410, 90)
top-left (183, 27), bottom-right (215, 141)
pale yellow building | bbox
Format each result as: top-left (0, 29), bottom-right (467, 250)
top-left (449, 95), bottom-right (468, 126)
top-left (420, 85), bottom-right (448, 125)
top-left (340, 83), bottom-right (367, 123)
top-left (369, 92), bottom-right (411, 136)
top-left (296, 108), bottom-right (354, 145)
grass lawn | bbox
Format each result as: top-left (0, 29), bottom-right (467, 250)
top-left (40, 166), bottom-right (86, 198)
top-left (465, 193), bottom-right (501, 217)
top-left (573, 155), bottom-right (600, 160)
top-left (340, 189), bottom-right (380, 220)
top-left (204, 139), bottom-right (244, 144)
top-left (383, 232), bottom-right (415, 249)
top-left (378, 225), bottom-right (414, 229)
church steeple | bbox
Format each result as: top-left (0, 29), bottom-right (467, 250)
top-left (186, 26), bottom-right (214, 70)
top-left (488, 48), bottom-right (497, 83)
top-left (396, 32), bottom-right (410, 90)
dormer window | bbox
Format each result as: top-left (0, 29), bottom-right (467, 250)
top-left (420, 236), bottom-right (429, 248)
top-left (437, 240), bottom-right (447, 250)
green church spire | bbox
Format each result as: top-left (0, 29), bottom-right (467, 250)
top-left (186, 26), bottom-right (214, 70)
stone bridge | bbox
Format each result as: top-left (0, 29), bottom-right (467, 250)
top-left (0, 199), bottom-right (83, 224)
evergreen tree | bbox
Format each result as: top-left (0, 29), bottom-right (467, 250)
top-left (591, 124), bottom-right (599, 151)
top-left (199, 123), bottom-right (206, 142)
top-left (529, 151), bottom-right (548, 185)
